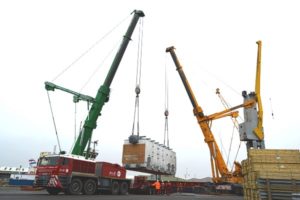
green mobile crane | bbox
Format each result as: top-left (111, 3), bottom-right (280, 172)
top-left (34, 10), bottom-right (145, 195)
top-left (45, 10), bottom-right (145, 158)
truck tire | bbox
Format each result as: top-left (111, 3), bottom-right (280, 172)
top-left (67, 178), bottom-right (83, 195)
top-left (46, 187), bottom-right (60, 195)
top-left (83, 179), bottom-right (97, 195)
top-left (111, 181), bottom-right (119, 195)
top-left (119, 181), bottom-right (128, 195)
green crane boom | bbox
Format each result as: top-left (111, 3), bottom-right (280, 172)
top-left (71, 10), bottom-right (145, 156)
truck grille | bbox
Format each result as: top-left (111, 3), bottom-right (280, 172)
top-left (35, 175), bottom-right (50, 187)
top-left (35, 175), bottom-right (70, 188)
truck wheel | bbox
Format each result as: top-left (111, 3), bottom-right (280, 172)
top-left (111, 181), bottom-right (119, 195)
top-left (119, 181), bottom-right (128, 195)
top-left (83, 179), bottom-right (96, 195)
top-left (46, 187), bottom-right (60, 195)
top-left (67, 178), bottom-right (83, 195)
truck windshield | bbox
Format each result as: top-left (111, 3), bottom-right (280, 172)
top-left (38, 157), bottom-right (59, 166)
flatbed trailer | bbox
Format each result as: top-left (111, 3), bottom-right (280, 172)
top-left (129, 175), bottom-right (243, 195)
top-left (129, 175), bottom-right (210, 195)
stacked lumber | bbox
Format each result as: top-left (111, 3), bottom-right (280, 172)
top-left (242, 149), bottom-right (300, 200)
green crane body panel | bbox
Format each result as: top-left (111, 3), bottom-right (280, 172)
top-left (71, 10), bottom-right (145, 156)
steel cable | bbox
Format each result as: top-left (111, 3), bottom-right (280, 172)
top-left (131, 19), bottom-right (144, 137)
top-left (52, 13), bottom-right (131, 82)
top-left (46, 91), bottom-right (62, 153)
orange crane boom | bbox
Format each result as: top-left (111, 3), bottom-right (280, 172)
top-left (166, 46), bottom-right (242, 184)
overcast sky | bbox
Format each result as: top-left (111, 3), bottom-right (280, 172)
top-left (1, 0), bottom-right (299, 179)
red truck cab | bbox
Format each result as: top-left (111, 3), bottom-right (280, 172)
top-left (34, 154), bottom-right (130, 195)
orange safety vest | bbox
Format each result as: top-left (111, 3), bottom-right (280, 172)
top-left (152, 181), bottom-right (161, 190)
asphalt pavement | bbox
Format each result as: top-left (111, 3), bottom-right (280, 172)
top-left (0, 187), bottom-right (243, 200)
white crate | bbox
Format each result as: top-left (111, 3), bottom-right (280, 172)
top-left (122, 136), bottom-right (176, 175)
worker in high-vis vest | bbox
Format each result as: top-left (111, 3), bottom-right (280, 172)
top-left (152, 180), bottom-right (161, 194)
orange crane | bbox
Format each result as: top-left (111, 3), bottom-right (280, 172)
top-left (166, 46), bottom-right (242, 184)
top-left (165, 41), bottom-right (264, 185)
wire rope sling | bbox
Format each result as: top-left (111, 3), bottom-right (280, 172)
top-left (128, 18), bottom-right (144, 144)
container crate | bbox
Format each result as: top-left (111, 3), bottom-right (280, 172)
top-left (122, 136), bottom-right (176, 175)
